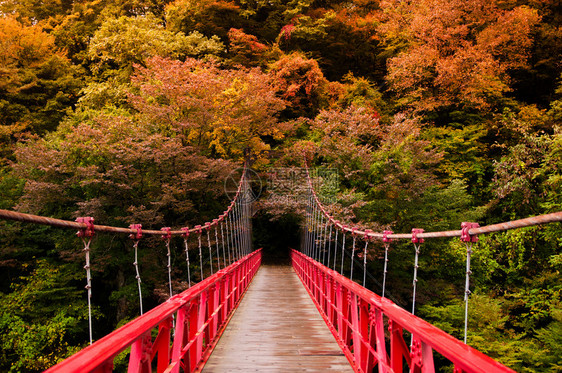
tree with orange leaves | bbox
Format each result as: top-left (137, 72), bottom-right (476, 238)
top-left (0, 17), bottom-right (80, 164)
top-left (380, 0), bottom-right (540, 112)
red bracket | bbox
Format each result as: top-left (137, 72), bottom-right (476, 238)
top-left (410, 337), bottom-right (423, 370)
top-left (129, 224), bottom-right (142, 240)
top-left (383, 230), bottom-right (393, 243)
top-left (461, 222), bottom-right (479, 242)
top-left (412, 228), bottom-right (424, 244)
top-left (76, 217), bottom-right (95, 238)
top-left (212, 219), bottom-right (218, 227)
top-left (195, 225), bottom-right (203, 235)
top-left (364, 229), bottom-right (373, 241)
top-left (181, 227), bottom-right (190, 238)
top-left (161, 227), bottom-right (172, 241)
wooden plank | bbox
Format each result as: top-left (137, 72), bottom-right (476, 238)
top-left (202, 265), bottom-right (354, 372)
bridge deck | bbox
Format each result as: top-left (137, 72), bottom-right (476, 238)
top-left (202, 264), bottom-right (353, 372)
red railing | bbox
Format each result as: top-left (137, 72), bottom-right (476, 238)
top-left (46, 249), bottom-right (262, 373)
top-left (291, 249), bottom-right (513, 373)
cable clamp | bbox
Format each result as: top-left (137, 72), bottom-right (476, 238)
top-left (461, 222), bottom-right (479, 242)
top-left (181, 227), bottom-right (190, 238)
top-left (129, 224), bottom-right (142, 240)
top-left (411, 228), bottom-right (424, 244)
top-left (364, 229), bottom-right (373, 241)
top-left (76, 217), bottom-right (95, 238)
top-left (161, 227), bottom-right (172, 241)
top-left (383, 230), bottom-right (393, 243)
top-left (195, 225), bottom-right (203, 235)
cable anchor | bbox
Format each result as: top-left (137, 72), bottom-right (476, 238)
top-left (129, 224), bottom-right (142, 240)
top-left (76, 217), bottom-right (95, 238)
top-left (461, 222), bottom-right (479, 243)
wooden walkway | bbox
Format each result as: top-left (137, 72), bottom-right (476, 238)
top-left (202, 265), bottom-right (353, 372)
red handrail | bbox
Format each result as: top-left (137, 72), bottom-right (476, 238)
top-left (46, 249), bottom-right (262, 373)
top-left (291, 249), bottom-right (513, 373)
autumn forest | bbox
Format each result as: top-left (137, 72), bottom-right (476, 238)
top-left (0, 0), bottom-right (561, 370)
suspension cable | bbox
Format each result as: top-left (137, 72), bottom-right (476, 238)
top-left (304, 192), bottom-right (312, 256)
top-left (327, 223), bottom-right (333, 269)
top-left (461, 222), bottom-right (479, 344)
top-left (224, 215), bottom-right (232, 263)
top-left (76, 217), bottom-right (95, 345)
top-left (313, 200), bottom-right (320, 261)
top-left (232, 204), bottom-right (240, 261)
top-left (382, 230), bottom-right (392, 298)
top-left (220, 221), bottom-right (227, 267)
top-left (333, 227), bottom-right (338, 270)
top-left (362, 230), bottom-right (371, 287)
top-left (229, 210), bottom-right (237, 261)
top-left (322, 214), bottom-right (328, 265)
top-left (83, 237), bottom-right (93, 345)
top-left (161, 227), bottom-right (173, 298)
top-left (196, 226), bottom-right (204, 280)
top-left (130, 224), bottom-right (143, 315)
top-left (206, 227), bottom-right (213, 275)
top-left (340, 230), bottom-right (346, 275)
top-left (350, 232), bottom-right (357, 281)
top-left (132, 240), bottom-right (143, 314)
top-left (181, 228), bottom-right (191, 287)
top-left (411, 228), bottom-right (424, 316)
top-left (214, 222), bottom-right (221, 271)
top-left (319, 212), bottom-right (326, 264)
top-left (231, 204), bottom-right (238, 260)
top-left (223, 219), bottom-right (231, 265)
top-left (307, 197), bottom-right (313, 259)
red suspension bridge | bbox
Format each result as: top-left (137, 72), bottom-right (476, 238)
top-left (0, 165), bottom-right (560, 373)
